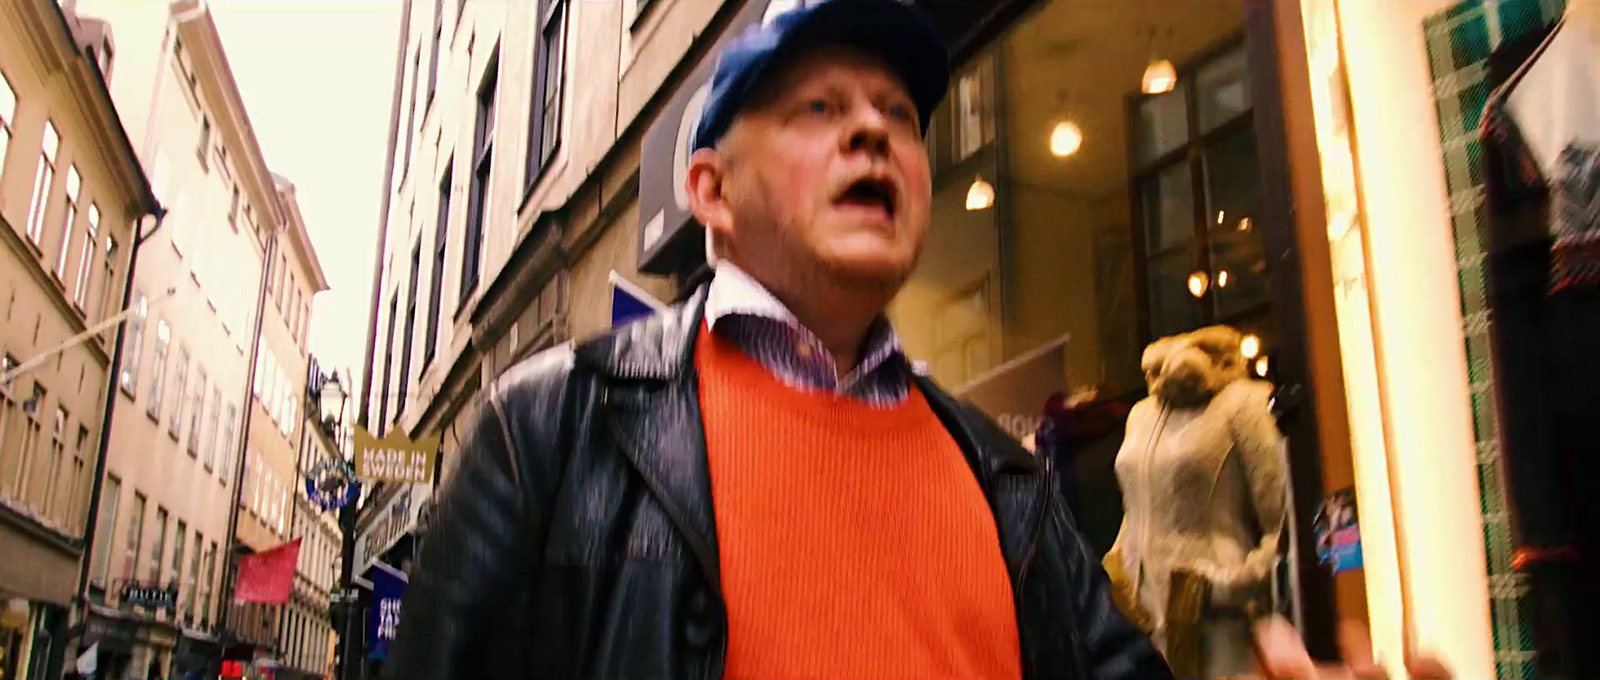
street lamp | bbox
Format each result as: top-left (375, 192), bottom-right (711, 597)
top-left (319, 373), bottom-right (348, 437)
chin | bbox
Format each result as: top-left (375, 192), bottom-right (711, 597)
top-left (819, 252), bottom-right (915, 288)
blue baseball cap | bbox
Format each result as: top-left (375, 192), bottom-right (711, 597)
top-left (691, 0), bottom-right (950, 152)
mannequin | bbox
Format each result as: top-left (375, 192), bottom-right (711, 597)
top-left (1104, 325), bottom-right (1289, 677)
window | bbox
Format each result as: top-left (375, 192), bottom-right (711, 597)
top-left (38, 406), bottom-right (67, 519)
top-left (0, 70), bottom-right (15, 172)
top-left (186, 369), bottom-right (206, 455)
top-left (378, 293), bottom-right (398, 429)
top-left (5, 383), bottom-right (44, 502)
top-left (72, 426), bottom-right (89, 528)
top-left (56, 166), bottom-right (81, 277)
top-left (953, 61), bottom-right (995, 162)
top-left (426, 166), bottom-right (452, 363)
top-left (426, 0), bottom-right (443, 106)
top-left (146, 320), bottom-right (170, 420)
top-left (202, 386), bottom-right (221, 469)
top-left (218, 403), bottom-right (237, 480)
top-left (150, 507), bottom-right (168, 582)
top-left (462, 50), bottom-right (497, 302)
top-left (91, 476), bottom-right (120, 586)
top-left (200, 541), bottom-right (215, 627)
top-left (526, 1), bottom-right (567, 188)
top-left (402, 47), bottom-right (420, 179)
top-left (183, 532), bottom-right (200, 623)
top-left (73, 204), bottom-right (99, 309)
top-left (172, 520), bottom-right (187, 589)
top-left (100, 235), bottom-right (118, 322)
top-left (197, 116), bottom-right (211, 167)
top-left (228, 186), bottom-right (240, 229)
top-left (25, 122), bottom-right (60, 245)
top-left (119, 292), bottom-right (148, 394)
top-left (398, 244), bottom-right (421, 420)
top-left (123, 492), bottom-right (146, 584)
top-left (168, 346), bottom-right (189, 439)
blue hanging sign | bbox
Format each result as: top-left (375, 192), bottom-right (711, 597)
top-left (305, 459), bottom-right (360, 511)
top-left (610, 271), bottom-right (667, 328)
top-left (368, 563), bottom-right (408, 660)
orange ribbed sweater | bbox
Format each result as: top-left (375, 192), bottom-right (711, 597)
top-left (695, 326), bottom-right (1021, 679)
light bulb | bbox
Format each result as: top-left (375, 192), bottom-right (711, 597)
top-left (1238, 217), bottom-right (1253, 232)
top-left (1142, 59), bottom-right (1177, 94)
top-left (1241, 334), bottom-right (1261, 358)
top-left (1217, 210), bottom-right (1226, 225)
top-left (966, 176), bottom-right (995, 211)
top-left (1217, 270), bottom-right (1230, 288)
top-left (1254, 356), bottom-right (1270, 377)
top-left (1187, 271), bottom-right (1209, 298)
top-left (1049, 121), bottom-right (1083, 157)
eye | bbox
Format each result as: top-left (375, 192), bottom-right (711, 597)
top-left (805, 98), bottom-right (833, 116)
top-left (886, 103), bottom-right (915, 122)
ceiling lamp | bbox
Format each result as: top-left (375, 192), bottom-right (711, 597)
top-left (1049, 121), bottom-right (1083, 157)
top-left (1254, 356), bottom-right (1271, 377)
top-left (966, 176), bottom-right (995, 211)
top-left (1187, 271), bottom-right (1209, 298)
top-left (1238, 216), bottom-right (1253, 232)
top-left (1217, 270), bottom-right (1231, 288)
top-left (1142, 58), bottom-right (1177, 94)
top-left (1241, 334), bottom-right (1261, 358)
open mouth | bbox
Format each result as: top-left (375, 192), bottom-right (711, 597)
top-left (835, 177), bottom-right (897, 219)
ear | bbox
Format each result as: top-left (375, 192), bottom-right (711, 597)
top-left (687, 147), bottom-right (736, 248)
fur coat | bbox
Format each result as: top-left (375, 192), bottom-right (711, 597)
top-left (1106, 326), bottom-right (1289, 642)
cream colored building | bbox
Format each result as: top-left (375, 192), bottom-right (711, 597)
top-left (0, 0), bottom-right (160, 677)
top-left (227, 173), bottom-right (326, 669)
top-left (63, 0), bottom-right (317, 677)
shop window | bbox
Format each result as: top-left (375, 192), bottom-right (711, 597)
top-left (889, 0), bottom-right (1260, 559)
top-left (1129, 41), bottom-right (1273, 345)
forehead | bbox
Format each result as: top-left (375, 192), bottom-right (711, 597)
top-left (749, 44), bottom-right (913, 105)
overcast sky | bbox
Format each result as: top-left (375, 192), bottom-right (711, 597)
top-left (206, 1), bottom-right (402, 388)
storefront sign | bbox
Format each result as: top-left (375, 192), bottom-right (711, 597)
top-left (353, 427), bottom-right (439, 485)
top-left (355, 485), bottom-right (425, 576)
top-left (637, 0), bottom-right (785, 274)
top-left (954, 334), bottom-right (1072, 441)
top-left (119, 582), bottom-right (178, 610)
top-left (1314, 487), bottom-right (1362, 573)
top-left (367, 564), bottom-right (408, 660)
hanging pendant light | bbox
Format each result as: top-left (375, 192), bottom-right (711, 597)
top-left (1049, 121), bottom-right (1083, 157)
top-left (1142, 58), bottom-right (1177, 94)
top-left (966, 175), bottom-right (995, 211)
top-left (1187, 271), bottom-right (1210, 297)
top-left (1241, 334), bottom-right (1261, 358)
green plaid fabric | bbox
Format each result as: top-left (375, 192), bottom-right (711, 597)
top-left (1420, 1), bottom-right (1564, 677)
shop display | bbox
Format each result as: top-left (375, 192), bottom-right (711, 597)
top-left (1475, 3), bottom-right (1600, 675)
top-left (1104, 325), bottom-right (1288, 677)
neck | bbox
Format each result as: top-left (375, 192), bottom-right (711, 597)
top-left (781, 288), bottom-right (887, 378)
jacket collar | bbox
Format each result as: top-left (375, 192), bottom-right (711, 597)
top-left (575, 285), bottom-right (707, 382)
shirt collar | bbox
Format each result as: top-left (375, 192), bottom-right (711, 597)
top-left (704, 262), bottom-right (906, 381)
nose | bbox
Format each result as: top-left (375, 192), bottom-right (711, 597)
top-left (843, 105), bottom-right (892, 158)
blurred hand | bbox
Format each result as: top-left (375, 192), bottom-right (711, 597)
top-left (1238, 616), bottom-right (1453, 680)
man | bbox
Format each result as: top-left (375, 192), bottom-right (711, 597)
top-left (389, 1), bottom-right (1451, 678)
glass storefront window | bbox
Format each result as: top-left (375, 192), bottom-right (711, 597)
top-left (892, 0), bottom-right (1272, 404)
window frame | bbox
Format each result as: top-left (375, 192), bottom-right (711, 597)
top-left (525, 0), bottom-right (569, 194)
top-left (25, 121), bottom-right (61, 246)
top-left (462, 49), bottom-right (498, 305)
top-left (425, 165), bottom-right (453, 364)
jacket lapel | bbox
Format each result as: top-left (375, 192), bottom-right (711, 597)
top-left (915, 374), bottom-right (1048, 583)
top-left (576, 288), bottom-right (723, 593)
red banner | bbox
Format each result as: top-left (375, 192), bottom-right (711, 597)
top-left (234, 538), bottom-right (301, 604)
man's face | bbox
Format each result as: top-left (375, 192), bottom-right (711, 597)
top-left (689, 45), bottom-right (933, 294)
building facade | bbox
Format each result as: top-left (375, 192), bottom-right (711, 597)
top-left (353, 1), bottom-right (1599, 679)
top-left (0, 1), bottom-right (160, 678)
top-left (225, 173), bottom-right (327, 673)
top-left (63, 0), bottom-right (325, 677)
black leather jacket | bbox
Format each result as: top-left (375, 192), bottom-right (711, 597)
top-left (388, 288), bottom-right (1172, 680)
